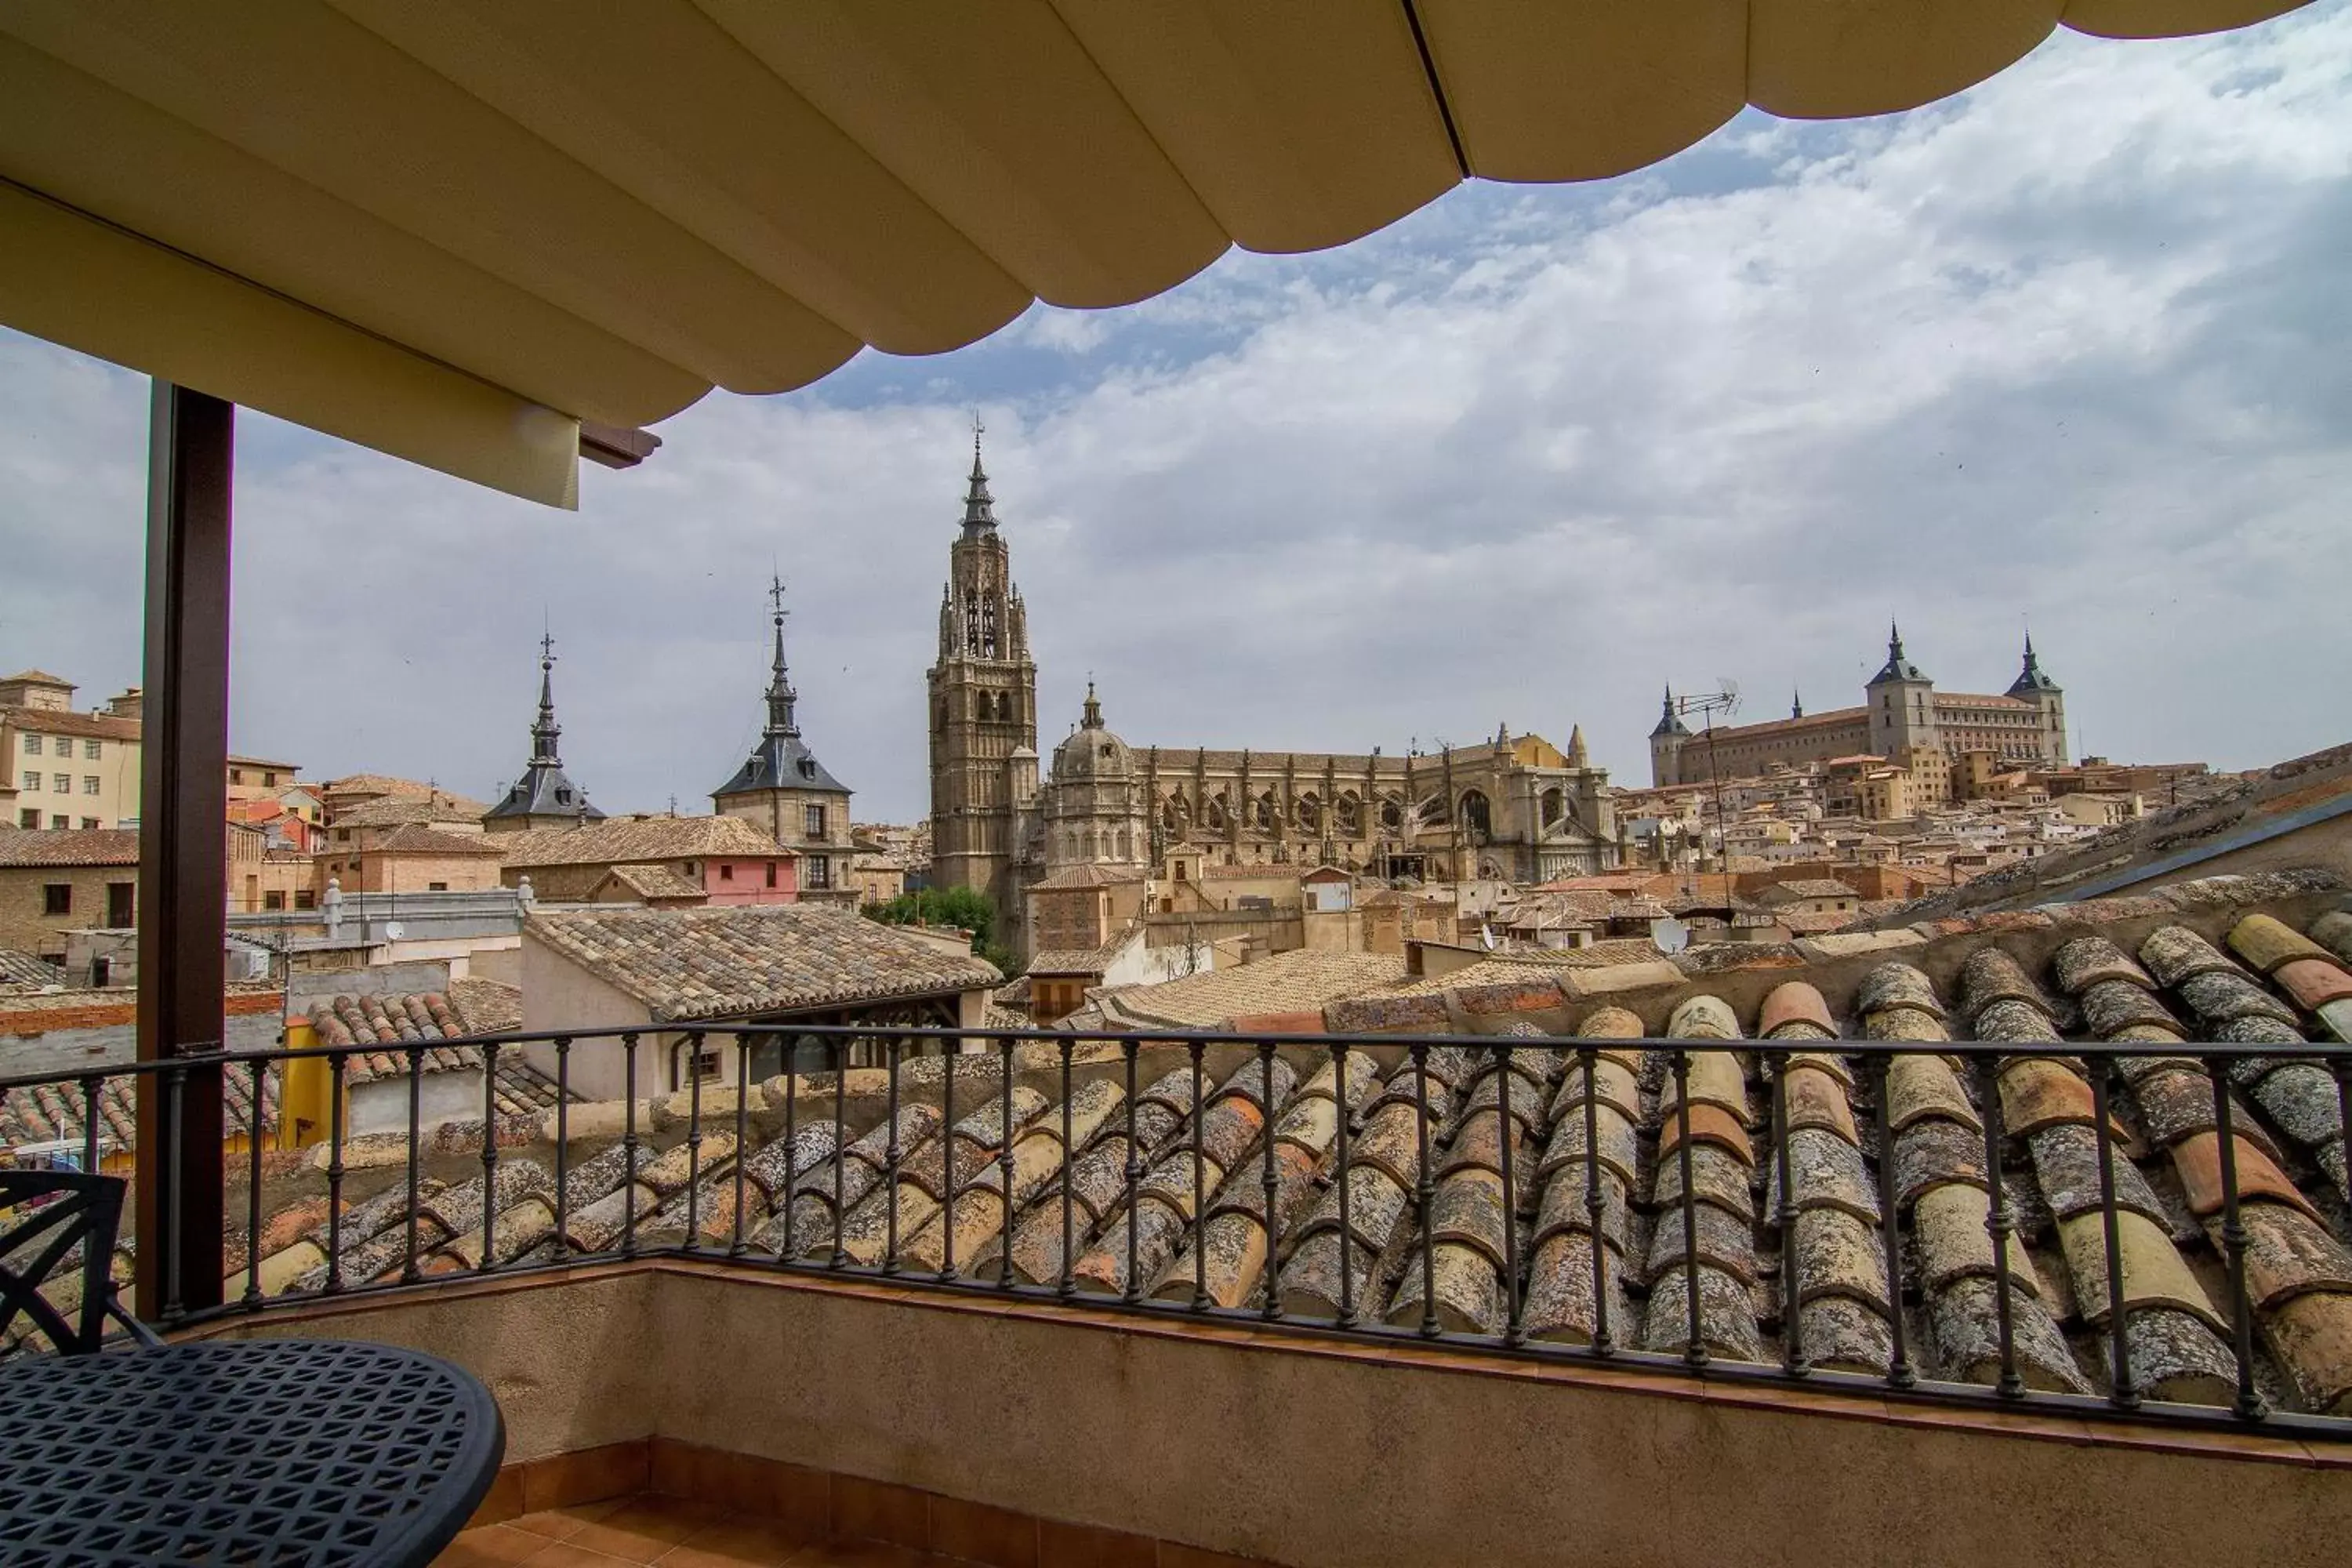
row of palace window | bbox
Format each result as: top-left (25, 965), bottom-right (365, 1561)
top-left (1150, 786), bottom-right (1552, 838)
top-left (20, 771), bottom-right (103, 794)
top-left (20, 811), bottom-right (102, 829)
top-left (21, 735), bottom-right (104, 758)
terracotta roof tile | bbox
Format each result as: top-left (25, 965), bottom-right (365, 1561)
top-left (526, 904), bottom-right (1000, 1022)
top-left (0, 828), bottom-right (141, 868)
top-left (495, 814), bottom-right (789, 869)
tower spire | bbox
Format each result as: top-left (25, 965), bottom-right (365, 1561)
top-left (532, 630), bottom-right (561, 764)
top-left (961, 415), bottom-right (997, 533)
top-left (764, 575), bottom-right (800, 738)
top-left (1792, 688), bottom-right (1803, 720)
top-left (1080, 677), bottom-right (1103, 731)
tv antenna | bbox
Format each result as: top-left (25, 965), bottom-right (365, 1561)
top-left (1672, 681), bottom-right (1742, 887)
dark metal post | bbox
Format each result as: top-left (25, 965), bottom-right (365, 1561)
top-left (1672, 1050), bottom-right (1705, 1367)
top-left (1974, 1057), bottom-right (2021, 1398)
top-left (1581, 1047), bottom-right (1612, 1356)
top-left (883, 1036), bottom-right (902, 1274)
top-left (1497, 1045), bottom-right (1522, 1346)
top-left (2089, 1058), bottom-right (2137, 1407)
top-left (324, 1054), bottom-right (347, 1291)
top-left (1334, 1041), bottom-right (1356, 1327)
top-left (134, 383), bottom-right (233, 1322)
top-left (1864, 1053), bottom-right (1911, 1387)
top-left (552, 1037), bottom-right (572, 1260)
top-left (477, 1041), bottom-right (502, 1272)
top-left (2209, 1062), bottom-right (2267, 1421)
top-left (1260, 1040), bottom-right (1283, 1321)
top-left (1772, 1052), bottom-right (1806, 1375)
top-left (1412, 1044), bottom-right (1438, 1338)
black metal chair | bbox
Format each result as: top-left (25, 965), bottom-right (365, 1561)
top-left (0, 1171), bottom-right (162, 1356)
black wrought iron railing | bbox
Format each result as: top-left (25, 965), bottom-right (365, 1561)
top-left (4, 1022), bottom-right (2349, 1440)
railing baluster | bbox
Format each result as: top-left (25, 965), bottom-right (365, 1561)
top-left (1190, 1039), bottom-right (1209, 1311)
top-left (1773, 1051), bottom-right (1806, 1375)
top-left (325, 1053), bottom-right (347, 1293)
top-left (621, 1033), bottom-right (641, 1258)
top-left (1864, 1053), bottom-right (1911, 1388)
top-left (1057, 1037), bottom-right (1075, 1298)
top-left (684, 1031), bottom-right (706, 1254)
top-left (883, 1035), bottom-right (903, 1276)
top-left (552, 1036), bottom-right (572, 1263)
top-left (829, 1036), bottom-right (848, 1270)
top-left (477, 1040), bottom-right (501, 1274)
top-left (1123, 1038), bottom-right (1142, 1304)
top-left (998, 1034), bottom-right (1016, 1290)
top-left (1581, 1045), bottom-right (1610, 1356)
top-left (938, 1041), bottom-right (957, 1282)
top-left (1497, 1042), bottom-right (1522, 1346)
top-left (243, 1059), bottom-right (265, 1308)
top-left (402, 1044), bottom-right (424, 1283)
top-left (78, 1073), bottom-right (102, 1182)
top-left (2208, 1058), bottom-right (2267, 1421)
top-left (1974, 1057), bottom-right (2020, 1398)
top-left (1413, 1043), bottom-right (1437, 1338)
top-left (1672, 1048), bottom-right (1704, 1367)
top-left (2089, 1055), bottom-right (2137, 1408)
top-left (2335, 1055), bottom-right (2352, 1208)
top-left (1334, 1040), bottom-right (1355, 1328)
top-left (163, 1062), bottom-right (187, 1324)
top-left (1261, 1040), bottom-right (1283, 1322)
top-left (781, 1042), bottom-right (799, 1261)
top-left (731, 1032), bottom-right (752, 1257)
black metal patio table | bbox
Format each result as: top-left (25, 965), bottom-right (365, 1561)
top-left (0, 1338), bottom-right (504, 1567)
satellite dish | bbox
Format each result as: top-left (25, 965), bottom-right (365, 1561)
top-left (383, 921), bottom-right (405, 941)
top-left (1650, 916), bottom-right (1691, 955)
top-left (1480, 924), bottom-right (1497, 951)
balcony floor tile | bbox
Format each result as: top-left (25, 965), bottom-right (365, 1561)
top-left (437, 1498), bottom-right (975, 1568)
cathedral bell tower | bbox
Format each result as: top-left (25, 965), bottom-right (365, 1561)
top-left (926, 429), bottom-right (1039, 925)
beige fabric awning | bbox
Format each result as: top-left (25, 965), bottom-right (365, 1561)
top-left (0, 1), bottom-right (2310, 507)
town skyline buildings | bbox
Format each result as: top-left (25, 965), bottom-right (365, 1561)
top-left (3, 8), bottom-right (2347, 823)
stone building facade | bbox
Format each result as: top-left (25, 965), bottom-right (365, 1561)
top-left (1650, 626), bottom-right (2067, 788)
top-left (920, 442), bottom-right (1620, 949)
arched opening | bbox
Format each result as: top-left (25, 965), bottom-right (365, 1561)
top-left (1337, 792), bottom-right (1362, 833)
top-left (1540, 787), bottom-right (1563, 828)
top-left (1459, 789), bottom-right (1491, 840)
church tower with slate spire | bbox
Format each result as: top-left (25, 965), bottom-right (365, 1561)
top-left (2005, 630), bottom-right (2068, 766)
top-left (926, 428), bottom-right (1039, 931)
top-left (713, 577), bottom-right (855, 902)
top-left (484, 633), bottom-right (604, 832)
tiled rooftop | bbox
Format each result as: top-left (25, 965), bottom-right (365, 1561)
top-left (526, 906), bottom-right (1003, 1022)
top-left (368, 824), bottom-right (508, 856)
top-left (601, 862), bottom-right (709, 902)
top-left (496, 815), bottom-right (791, 869)
top-left (329, 795), bottom-right (491, 829)
top-left (1087, 950), bottom-right (1410, 1029)
top-left (0, 828), bottom-right (141, 868)
top-left (307, 991), bottom-right (565, 1116)
top-left (2, 1058), bottom-right (278, 1152)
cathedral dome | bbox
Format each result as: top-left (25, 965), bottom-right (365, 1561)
top-left (1051, 681), bottom-right (1133, 781)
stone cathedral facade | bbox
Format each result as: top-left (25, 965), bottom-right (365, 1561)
top-left (925, 442), bottom-right (1622, 942)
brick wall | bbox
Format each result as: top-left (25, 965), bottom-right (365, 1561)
top-left (0, 863), bottom-right (138, 958)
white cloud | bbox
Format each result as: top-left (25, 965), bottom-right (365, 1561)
top-left (2, 6), bottom-right (2347, 822)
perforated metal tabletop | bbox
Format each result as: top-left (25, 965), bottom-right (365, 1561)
top-left (0, 1338), bottom-right (504, 1567)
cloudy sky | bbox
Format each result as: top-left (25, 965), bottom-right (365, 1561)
top-left (4, 6), bottom-right (2348, 825)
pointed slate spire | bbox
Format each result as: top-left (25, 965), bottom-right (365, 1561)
top-left (764, 575), bottom-right (800, 738)
top-left (2008, 626), bottom-right (2060, 695)
top-left (485, 630), bottom-right (603, 826)
top-left (1650, 684), bottom-right (1691, 739)
top-left (1792, 689), bottom-right (1804, 720)
top-left (530, 630), bottom-right (562, 764)
top-left (960, 420), bottom-right (997, 533)
top-left (1566, 724), bottom-right (1589, 768)
top-left (1870, 620), bottom-right (1929, 685)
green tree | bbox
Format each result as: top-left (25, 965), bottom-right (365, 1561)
top-left (864, 885), bottom-right (1018, 975)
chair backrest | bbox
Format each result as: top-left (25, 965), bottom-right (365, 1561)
top-left (0, 1170), bottom-right (132, 1356)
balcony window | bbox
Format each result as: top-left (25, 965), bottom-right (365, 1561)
top-left (808, 857), bottom-right (831, 889)
top-left (804, 804), bottom-right (826, 839)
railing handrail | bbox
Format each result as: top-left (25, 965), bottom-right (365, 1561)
top-left (7, 1018), bottom-right (2349, 1442)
